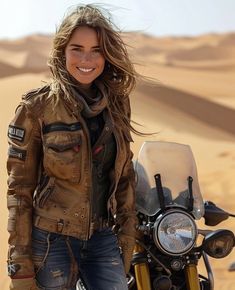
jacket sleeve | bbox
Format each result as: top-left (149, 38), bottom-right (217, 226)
top-left (115, 143), bottom-right (137, 238)
top-left (115, 96), bottom-right (138, 237)
top-left (7, 102), bottom-right (42, 278)
top-left (114, 97), bottom-right (138, 273)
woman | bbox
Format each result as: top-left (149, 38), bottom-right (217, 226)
top-left (7, 4), bottom-right (138, 290)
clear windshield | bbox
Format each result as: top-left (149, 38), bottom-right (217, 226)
top-left (134, 141), bottom-right (204, 219)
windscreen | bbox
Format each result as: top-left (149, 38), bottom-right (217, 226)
top-left (134, 141), bottom-right (204, 219)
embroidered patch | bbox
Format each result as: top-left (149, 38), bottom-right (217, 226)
top-left (8, 125), bottom-right (25, 142)
top-left (7, 263), bottom-right (21, 276)
top-left (42, 122), bottom-right (82, 134)
top-left (8, 146), bottom-right (27, 161)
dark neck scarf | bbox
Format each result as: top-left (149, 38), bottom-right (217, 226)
top-left (71, 80), bottom-right (108, 118)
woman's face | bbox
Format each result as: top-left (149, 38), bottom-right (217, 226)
top-left (65, 26), bottom-right (105, 88)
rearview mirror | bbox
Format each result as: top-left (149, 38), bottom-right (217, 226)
top-left (204, 201), bottom-right (229, 226)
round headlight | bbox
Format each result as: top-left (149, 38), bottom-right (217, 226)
top-left (153, 210), bottom-right (197, 255)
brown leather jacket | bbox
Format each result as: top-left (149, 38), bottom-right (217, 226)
top-left (7, 85), bottom-right (137, 278)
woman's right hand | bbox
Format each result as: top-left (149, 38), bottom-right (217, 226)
top-left (10, 277), bottom-right (39, 290)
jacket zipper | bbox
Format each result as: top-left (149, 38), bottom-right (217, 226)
top-left (88, 146), bottom-right (93, 239)
top-left (107, 128), bottom-right (120, 223)
top-left (79, 116), bottom-right (93, 240)
top-left (79, 111), bottom-right (118, 238)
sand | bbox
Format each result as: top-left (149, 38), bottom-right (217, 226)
top-left (0, 32), bottom-right (234, 289)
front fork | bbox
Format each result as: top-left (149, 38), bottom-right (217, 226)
top-left (185, 263), bottom-right (200, 290)
top-left (133, 244), bottom-right (203, 290)
top-left (133, 244), bottom-right (151, 290)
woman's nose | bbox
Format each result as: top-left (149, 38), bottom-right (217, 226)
top-left (80, 52), bottom-right (92, 62)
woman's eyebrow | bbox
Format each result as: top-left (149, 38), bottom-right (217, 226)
top-left (69, 44), bottom-right (100, 49)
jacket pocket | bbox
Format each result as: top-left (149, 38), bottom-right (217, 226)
top-left (43, 131), bottom-right (83, 183)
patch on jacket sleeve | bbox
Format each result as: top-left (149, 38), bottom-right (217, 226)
top-left (8, 125), bottom-right (25, 142)
top-left (7, 262), bottom-right (21, 276)
top-left (8, 146), bottom-right (27, 161)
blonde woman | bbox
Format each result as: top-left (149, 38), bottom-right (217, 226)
top-left (7, 4), bottom-right (138, 290)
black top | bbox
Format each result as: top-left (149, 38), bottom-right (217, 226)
top-left (85, 111), bottom-right (117, 220)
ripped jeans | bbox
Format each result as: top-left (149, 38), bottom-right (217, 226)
top-left (32, 226), bottom-right (128, 290)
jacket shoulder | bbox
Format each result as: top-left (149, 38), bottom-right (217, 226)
top-left (21, 84), bottom-right (52, 115)
top-left (22, 84), bottom-right (50, 102)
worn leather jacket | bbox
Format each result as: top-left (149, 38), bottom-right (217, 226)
top-left (7, 85), bottom-right (137, 278)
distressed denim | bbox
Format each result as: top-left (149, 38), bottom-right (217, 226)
top-left (32, 226), bottom-right (128, 290)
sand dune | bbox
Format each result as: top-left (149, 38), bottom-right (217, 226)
top-left (218, 33), bottom-right (235, 45)
top-left (0, 34), bottom-right (52, 53)
top-left (167, 44), bottom-right (235, 61)
top-left (0, 49), bottom-right (28, 68)
top-left (24, 50), bottom-right (49, 70)
top-left (137, 81), bottom-right (235, 136)
top-left (0, 61), bottom-right (22, 78)
top-left (0, 32), bottom-right (235, 289)
top-left (0, 34), bottom-right (51, 76)
top-left (127, 32), bottom-right (235, 73)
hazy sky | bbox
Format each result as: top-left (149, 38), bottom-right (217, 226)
top-left (1, 0), bottom-right (235, 39)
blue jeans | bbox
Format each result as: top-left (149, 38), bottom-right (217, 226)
top-left (32, 226), bottom-right (128, 290)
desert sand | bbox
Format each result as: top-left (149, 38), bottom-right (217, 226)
top-left (0, 32), bottom-right (235, 289)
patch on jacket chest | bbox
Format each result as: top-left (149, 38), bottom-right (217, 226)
top-left (8, 125), bottom-right (25, 142)
top-left (42, 122), bottom-right (82, 134)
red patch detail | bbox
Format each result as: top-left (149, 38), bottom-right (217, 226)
top-left (93, 145), bottom-right (104, 155)
top-left (73, 145), bottom-right (80, 152)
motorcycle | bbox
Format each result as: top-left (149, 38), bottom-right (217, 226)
top-left (76, 141), bottom-right (235, 290)
top-left (128, 141), bottom-right (235, 290)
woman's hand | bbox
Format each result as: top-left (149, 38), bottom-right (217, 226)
top-left (118, 233), bottom-right (136, 274)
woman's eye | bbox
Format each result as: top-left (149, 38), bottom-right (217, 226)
top-left (72, 47), bottom-right (82, 51)
top-left (92, 49), bottom-right (102, 55)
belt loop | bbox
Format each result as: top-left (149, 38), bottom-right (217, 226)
top-left (57, 219), bottom-right (64, 233)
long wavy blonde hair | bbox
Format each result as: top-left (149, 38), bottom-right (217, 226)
top-left (48, 4), bottom-right (142, 135)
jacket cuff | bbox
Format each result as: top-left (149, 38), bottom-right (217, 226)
top-left (9, 277), bottom-right (38, 290)
top-left (116, 211), bottom-right (138, 237)
top-left (8, 254), bottom-right (35, 278)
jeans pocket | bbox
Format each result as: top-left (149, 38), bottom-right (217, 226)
top-left (32, 227), bottom-right (60, 274)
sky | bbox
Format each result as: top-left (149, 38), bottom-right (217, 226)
top-left (1, 0), bottom-right (235, 39)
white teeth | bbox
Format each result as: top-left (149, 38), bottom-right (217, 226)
top-left (78, 67), bottom-right (94, 72)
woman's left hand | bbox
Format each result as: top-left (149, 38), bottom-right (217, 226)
top-left (118, 233), bottom-right (136, 274)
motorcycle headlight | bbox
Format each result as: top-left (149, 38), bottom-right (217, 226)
top-left (153, 210), bottom-right (197, 256)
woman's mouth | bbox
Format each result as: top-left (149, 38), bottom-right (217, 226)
top-left (77, 67), bottom-right (95, 72)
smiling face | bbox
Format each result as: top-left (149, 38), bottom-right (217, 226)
top-left (65, 26), bottom-right (105, 88)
